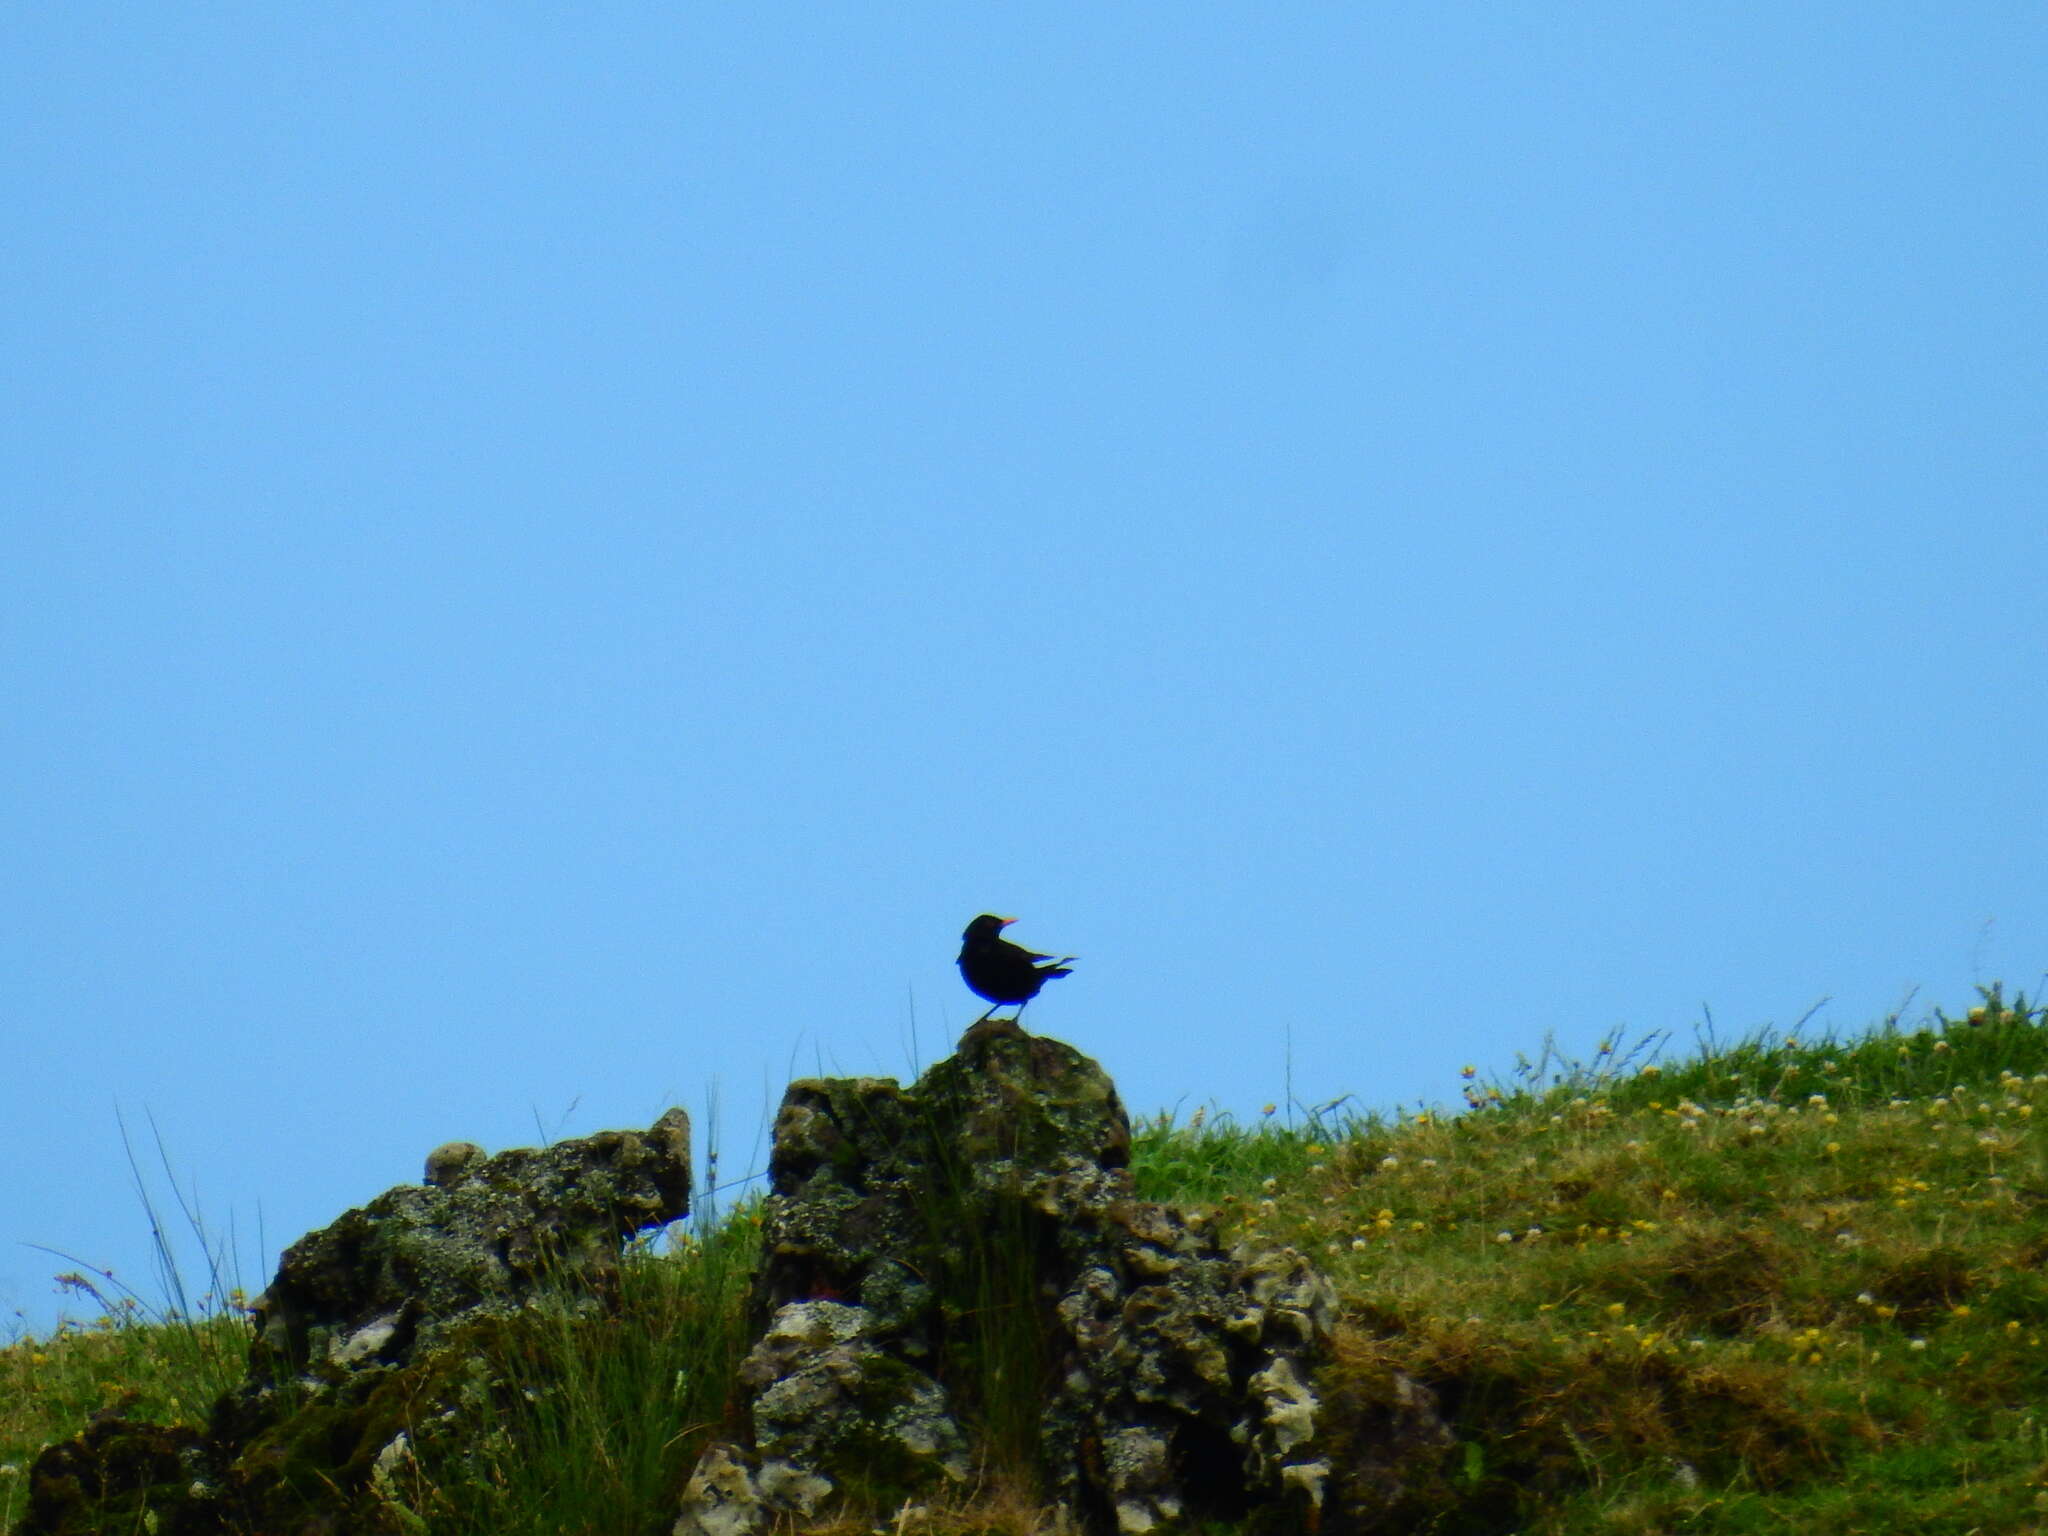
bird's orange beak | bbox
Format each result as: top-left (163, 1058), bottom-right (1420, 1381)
top-left (999, 916), bottom-right (1017, 928)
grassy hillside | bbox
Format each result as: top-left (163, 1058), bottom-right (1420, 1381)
top-left (7, 985), bottom-right (2047, 1534)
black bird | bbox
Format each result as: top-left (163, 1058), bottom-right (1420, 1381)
top-left (957, 914), bottom-right (1075, 1022)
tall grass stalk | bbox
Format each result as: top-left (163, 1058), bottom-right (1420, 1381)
top-left (27, 1109), bottom-right (254, 1402)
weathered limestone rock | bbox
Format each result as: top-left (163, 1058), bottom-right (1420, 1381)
top-left (674, 1441), bottom-right (777, 1536)
top-left (248, 1106), bottom-right (692, 1384)
top-left (678, 1018), bottom-right (1341, 1534)
top-left (17, 1110), bottom-right (691, 1536)
top-left (1032, 1164), bottom-right (1342, 1531)
top-left (741, 1299), bottom-right (970, 1489)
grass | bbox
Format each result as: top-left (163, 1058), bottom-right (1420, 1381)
top-left (7, 983), bottom-right (2048, 1533)
top-left (2, 1109), bottom-right (258, 1530)
top-left (401, 1213), bottom-right (760, 1536)
top-left (1161, 982), bottom-right (2048, 1533)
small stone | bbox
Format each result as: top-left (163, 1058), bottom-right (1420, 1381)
top-left (674, 1442), bottom-right (767, 1536)
top-left (423, 1141), bottom-right (486, 1187)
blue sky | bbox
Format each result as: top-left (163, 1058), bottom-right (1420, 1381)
top-left (5, 6), bottom-right (2044, 1336)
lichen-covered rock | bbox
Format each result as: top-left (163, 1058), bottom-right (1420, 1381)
top-left (423, 1140), bottom-right (486, 1188)
top-left (248, 1106), bottom-right (691, 1384)
top-left (741, 1300), bottom-right (969, 1497)
top-left (670, 1437), bottom-right (846, 1536)
top-left (683, 1018), bottom-right (1341, 1533)
top-left (1033, 1170), bottom-right (1342, 1531)
top-left (673, 1441), bottom-right (772, 1536)
top-left (913, 1016), bottom-right (1132, 1173)
top-left (16, 1111), bottom-right (691, 1536)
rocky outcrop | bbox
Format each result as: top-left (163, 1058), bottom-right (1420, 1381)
top-left (19, 1024), bottom-right (1451, 1536)
top-left (245, 1107), bottom-right (692, 1385)
top-left (675, 1019), bottom-right (1344, 1535)
top-left (17, 1110), bottom-right (691, 1536)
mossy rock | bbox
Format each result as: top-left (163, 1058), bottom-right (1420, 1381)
top-left (18, 1400), bottom-right (215, 1536)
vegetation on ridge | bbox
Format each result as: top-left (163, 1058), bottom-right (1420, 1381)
top-left (6, 984), bottom-right (2048, 1533)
